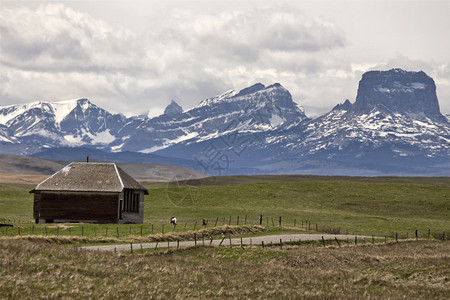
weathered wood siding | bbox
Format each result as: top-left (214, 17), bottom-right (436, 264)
top-left (34, 191), bottom-right (119, 222)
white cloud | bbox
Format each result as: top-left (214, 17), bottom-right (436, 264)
top-left (0, 1), bottom-right (448, 118)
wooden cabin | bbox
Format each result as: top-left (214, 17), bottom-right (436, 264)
top-left (30, 162), bottom-right (148, 224)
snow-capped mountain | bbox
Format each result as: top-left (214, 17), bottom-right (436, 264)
top-left (154, 69), bottom-right (450, 176)
top-left (109, 83), bottom-right (307, 153)
top-left (0, 99), bottom-right (125, 148)
top-left (1, 69), bottom-right (449, 176)
top-left (212, 69), bottom-right (450, 175)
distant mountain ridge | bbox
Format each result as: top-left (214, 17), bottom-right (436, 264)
top-left (0, 69), bottom-right (449, 176)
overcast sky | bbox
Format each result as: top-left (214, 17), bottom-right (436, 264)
top-left (1, 0), bottom-right (449, 117)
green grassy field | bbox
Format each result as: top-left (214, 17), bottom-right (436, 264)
top-left (1, 176), bottom-right (449, 239)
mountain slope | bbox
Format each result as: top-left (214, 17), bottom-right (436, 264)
top-left (155, 69), bottom-right (450, 176)
top-left (110, 83), bottom-right (307, 153)
top-left (0, 99), bottom-right (125, 149)
top-left (1, 69), bottom-right (449, 176)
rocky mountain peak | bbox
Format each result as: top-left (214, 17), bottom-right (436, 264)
top-left (164, 100), bottom-right (183, 115)
top-left (233, 83), bottom-right (265, 98)
top-left (332, 99), bottom-right (352, 111)
top-left (352, 68), bottom-right (442, 119)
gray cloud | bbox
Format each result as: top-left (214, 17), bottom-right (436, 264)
top-left (0, 1), bottom-right (448, 118)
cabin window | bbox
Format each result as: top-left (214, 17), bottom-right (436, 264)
top-left (123, 189), bottom-right (139, 213)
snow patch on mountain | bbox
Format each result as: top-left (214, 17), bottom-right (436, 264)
top-left (51, 99), bottom-right (79, 125)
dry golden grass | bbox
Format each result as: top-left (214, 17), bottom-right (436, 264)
top-left (0, 173), bottom-right (49, 184)
top-left (0, 239), bottom-right (448, 299)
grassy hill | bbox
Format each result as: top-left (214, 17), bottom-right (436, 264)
top-left (147, 176), bottom-right (450, 237)
top-left (1, 175), bottom-right (448, 238)
top-left (0, 154), bottom-right (206, 182)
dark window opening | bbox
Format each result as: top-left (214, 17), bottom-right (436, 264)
top-left (123, 189), bottom-right (139, 213)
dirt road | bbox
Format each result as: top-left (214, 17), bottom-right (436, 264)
top-left (80, 233), bottom-right (377, 252)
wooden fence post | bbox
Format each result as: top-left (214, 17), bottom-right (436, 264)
top-left (214, 217), bottom-right (218, 227)
top-left (240, 237), bottom-right (243, 249)
top-left (279, 216), bottom-right (282, 227)
top-left (335, 237), bottom-right (341, 248)
top-left (229, 235), bottom-right (232, 248)
top-left (262, 241), bottom-right (265, 249)
top-left (322, 236), bottom-right (326, 247)
top-left (219, 235), bottom-right (226, 246)
top-left (415, 229), bottom-right (418, 240)
top-left (193, 221), bottom-right (197, 231)
top-left (395, 233), bottom-right (398, 243)
top-left (154, 242), bottom-right (158, 251)
top-left (194, 233), bottom-right (197, 246)
top-left (130, 243), bottom-right (133, 254)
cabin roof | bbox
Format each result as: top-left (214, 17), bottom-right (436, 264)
top-left (32, 162), bottom-right (148, 194)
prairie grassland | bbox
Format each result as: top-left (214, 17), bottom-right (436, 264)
top-left (146, 180), bottom-right (450, 237)
top-left (0, 238), bottom-right (448, 299)
top-left (1, 177), bottom-right (449, 240)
